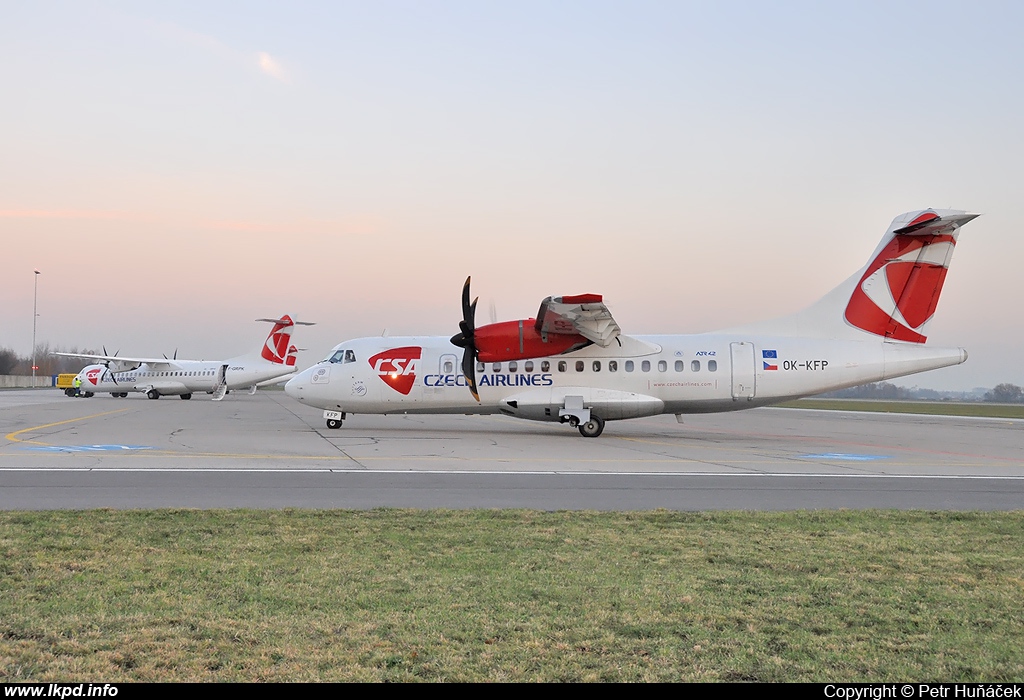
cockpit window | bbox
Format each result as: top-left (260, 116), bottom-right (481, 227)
top-left (327, 349), bottom-right (357, 364)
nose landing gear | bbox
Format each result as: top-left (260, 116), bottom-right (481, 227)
top-left (324, 410), bottom-right (347, 430)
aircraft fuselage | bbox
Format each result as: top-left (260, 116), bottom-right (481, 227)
top-left (78, 359), bottom-right (294, 398)
top-left (285, 333), bottom-right (966, 419)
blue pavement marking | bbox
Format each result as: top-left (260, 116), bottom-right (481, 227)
top-left (23, 445), bottom-right (154, 453)
top-left (801, 453), bottom-right (888, 461)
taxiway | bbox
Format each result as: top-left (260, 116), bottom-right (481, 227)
top-left (2, 389), bottom-right (1021, 509)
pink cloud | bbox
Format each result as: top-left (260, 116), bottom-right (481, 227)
top-left (0, 210), bottom-right (134, 220)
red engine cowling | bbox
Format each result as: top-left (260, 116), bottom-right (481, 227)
top-left (475, 320), bottom-right (589, 362)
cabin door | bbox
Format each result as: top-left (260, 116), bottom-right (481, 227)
top-left (730, 342), bottom-right (756, 400)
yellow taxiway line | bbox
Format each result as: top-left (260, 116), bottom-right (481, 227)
top-left (5, 408), bottom-right (131, 445)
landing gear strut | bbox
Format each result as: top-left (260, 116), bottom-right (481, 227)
top-left (558, 396), bottom-right (604, 437)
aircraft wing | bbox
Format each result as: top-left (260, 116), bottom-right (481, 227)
top-left (534, 294), bottom-right (621, 347)
top-left (51, 352), bottom-right (174, 371)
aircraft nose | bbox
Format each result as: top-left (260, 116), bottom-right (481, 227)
top-left (284, 371), bottom-right (306, 400)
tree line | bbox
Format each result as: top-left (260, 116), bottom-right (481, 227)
top-left (0, 344), bottom-right (99, 376)
top-left (983, 383), bottom-right (1024, 403)
top-left (822, 381), bottom-right (1024, 404)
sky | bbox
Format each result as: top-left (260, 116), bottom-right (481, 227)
top-left (2, 1), bottom-right (1022, 391)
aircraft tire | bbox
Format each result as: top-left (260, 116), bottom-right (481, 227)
top-left (326, 419), bottom-right (343, 429)
top-left (147, 390), bottom-right (160, 400)
top-left (578, 415), bottom-right (605, 438)
top-left (83, 392), bottom-right (94, 398)
top-left (180, 393), bottom-right (192, 400)
top-left (121, 393), bottom-right (129, 398)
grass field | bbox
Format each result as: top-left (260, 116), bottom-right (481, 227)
top-left (1, 510), bottom-right (1022, 682)
top-left (777, 398), bottom-right (1024, 419)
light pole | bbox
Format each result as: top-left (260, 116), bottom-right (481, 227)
top-left (32, 269), bottom-right (40, 385)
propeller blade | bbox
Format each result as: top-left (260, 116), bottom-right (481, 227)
top-left (450, 276), bottom-right (476, 349)
top-left (450, 276), bottom-right (481, 402)
top-left (102, 346), bottom-right (121, 381)
top-left (462, 349), bottom-right (480, 402)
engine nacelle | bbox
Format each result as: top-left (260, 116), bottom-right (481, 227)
top-left (105, 359), bottom-right (142, 373)
top-left (475, 319), bottom-right (589, 362)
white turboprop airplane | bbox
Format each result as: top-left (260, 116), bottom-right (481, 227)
top-left (60, 316), bottom-right (312, 400)
top-left (285, 209), bottom-right (978, 437)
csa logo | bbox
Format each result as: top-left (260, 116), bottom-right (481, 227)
top-left (85, 368), bottom-right (103, 385)
top-left (261, 316), bottom-right (295, 364)
top-left (369, 346), bottom-right (421, 395)
top-left (845, 217), bottom-right (956, 343)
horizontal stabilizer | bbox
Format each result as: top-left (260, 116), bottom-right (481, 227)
top-left (893, 210), bottom-right (979, 235)
top-left (257, 317), bottom-right (316, 326)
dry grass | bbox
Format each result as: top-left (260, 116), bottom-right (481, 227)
top-left (1, 510), bottom-right (1022, 681)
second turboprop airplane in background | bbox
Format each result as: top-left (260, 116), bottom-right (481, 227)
top-left (59, 316), bottom-right (313, 400)
top-left (285, 209), bottom-right (978, 436)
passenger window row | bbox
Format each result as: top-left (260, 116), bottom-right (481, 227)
top-left (477, 358), bottom-right (718, 373)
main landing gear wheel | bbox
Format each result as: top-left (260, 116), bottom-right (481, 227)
top-left (180, 393), bottom-right (192, 400)
top-left (147, 389), bottom-right (160, 400)
top-left (578, 415), bottom-right (605, 438)
top-left (326, 419), bottom-right (343, 429)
